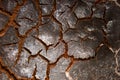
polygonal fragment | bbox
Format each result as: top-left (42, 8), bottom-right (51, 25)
top-left (49, 57), bottom-right (70, 80)
top-left (0, 0), bottom-right (17, 13)
top-left (38, 20), bottom-right (60, 45)
top-left (34, 57), bottom-right (47, 80)
top-left (105, 1), bottom-right (120, 21)
top-left (68, 41), bottom-right (95, 59)
top-left (54, 3), bottom-right (72, 31)
top-left (24, 30), bottom-right (44, 55)
top-left (40, 42), bottom-right (65, 63)
top-left (11, 49), bottom-right (34, 78)
top-left (0, 27), bottom-right (18, 44)
top-left (69, 46), bottom-right (117, 80)
top-left (106, 20), bottom-right (120, 50)
top-left (0, 44), bottom-right (18, 66)
top-left (41, 5), bottom-right (53, 15)
top-left (92, 3), bottom-right (105, 18)
top-left (67, 13), bottom-right (77, 29)
top-left (74, 1), bottom-right (92, 18)
top-left (16, 0), bottom-right (38, 35)
top-left (63, 29), bottom-right (81, 42)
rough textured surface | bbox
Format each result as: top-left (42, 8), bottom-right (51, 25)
top-left (69, 45), bottom-right (117, 80)
top-left (0, 0), bottom-right (120, 80)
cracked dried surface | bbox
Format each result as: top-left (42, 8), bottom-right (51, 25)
top-left (0, 0), bottom-right (120, 80)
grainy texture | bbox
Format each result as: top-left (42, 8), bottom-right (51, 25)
top-left (0, 0), bottom-right (120, 80)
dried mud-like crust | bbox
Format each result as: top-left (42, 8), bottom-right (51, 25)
top-left (0, 0), bottom-right (120, 80)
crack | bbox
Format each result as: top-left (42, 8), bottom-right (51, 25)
top-left (0, 9), bottom-right (11, 17)
top-left (23, 47), bottom-right (32, 55)
top-left (51, 15), bottom-right (63, 41)
top-left (31, 64), bottom-right (37, 79)
top-left (65, 71), bottom-right (73, 80)
top-left (0, 0), bottom-right (119, 79)
top-left (28, 49), bottom-right (50, 63)
top-left (62, 40), bottom-right (69, 58)
top-left (114, 48), bottom-right (120, 76)
top-left (32, 35), bottom-right (53, 53)
top-left (111, 0), bottom-right (120, 7)
top-left (0, 58), bottom-right (18, 80)
top-left (65, 58), bottom-right (74, 80)
top-left (15, 37), bottom-right (25, 65)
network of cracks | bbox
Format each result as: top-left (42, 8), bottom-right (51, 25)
top-left (0, 0), bottom-right (120, 80)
